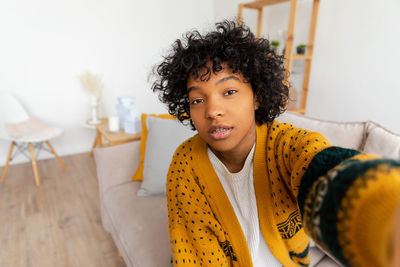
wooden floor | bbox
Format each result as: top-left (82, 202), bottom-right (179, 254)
top-left (0, 152), bottom-right (126, 267)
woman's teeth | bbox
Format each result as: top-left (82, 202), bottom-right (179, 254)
top-left (211, 128), bottom-right (228, 133)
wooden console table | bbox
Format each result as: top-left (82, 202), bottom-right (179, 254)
top-left (89, 118), bottom-right (141, 156)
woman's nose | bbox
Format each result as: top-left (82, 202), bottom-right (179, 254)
top-left (206, 98), bottom-right (224, 119)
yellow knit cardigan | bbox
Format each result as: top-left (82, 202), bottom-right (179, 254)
top-left (166, 121), bottom-right (400, 267)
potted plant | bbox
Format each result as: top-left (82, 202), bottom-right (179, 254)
top-left (271, 40), bottom-right (280, 54)
top-left (296, 44), bottom-right (307, 55)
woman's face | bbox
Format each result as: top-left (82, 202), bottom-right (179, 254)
top-left (187, 65), bottom-right (258, 157)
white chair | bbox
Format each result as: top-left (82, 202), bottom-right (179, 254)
top-left (0, 92), bottom-right (66, 186)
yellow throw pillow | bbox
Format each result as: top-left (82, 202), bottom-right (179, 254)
top-left (131, 113), bottom-right (176, 181)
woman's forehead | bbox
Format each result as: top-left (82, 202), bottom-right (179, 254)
top-left (187, 65), bottom-right (243, 85)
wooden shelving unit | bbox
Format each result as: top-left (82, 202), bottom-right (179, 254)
top-left (238, 0), bottom-right (320, 114)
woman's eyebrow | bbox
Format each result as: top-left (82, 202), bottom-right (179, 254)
top-left (187, 86), bottom-right (200, 92)
top-left (215, 76), bottom-right (239, 85)
top-left (188, 76), bottom-right (239, 92)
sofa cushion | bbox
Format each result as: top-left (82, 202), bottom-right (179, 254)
top-left (136, 115), bottom-right (196, 196)
top-left (132, 114), bottom-right (175, 181)
top-left (309, 247), bottom-right (342, 267)
top-left (94, 141), bottom-right (142, 232)
top-left (277, 111), bottom-right (366, 150)
top-left (103, 181), bottom-right (171, 267)
top-left (363, 121), bottom-right (400, 159)
top-left (314, 256), bottom-right (342, 267)
top-left (95, 141), bottom-right (141, 195)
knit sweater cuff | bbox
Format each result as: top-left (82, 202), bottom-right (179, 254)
top-left (337, 163), bottom-right (400, 267)
top-left (302, 157), bottom-right (400, 267)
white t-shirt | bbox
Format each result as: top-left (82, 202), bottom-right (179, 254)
top-left (208, 145), bottom-right (281, 267)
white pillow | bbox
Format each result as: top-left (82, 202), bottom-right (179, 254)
top-left (277, 111), bottom-right (366, 150)
top-left (137, 116), bottom-right (196, 196)
top-left (363, 121), bottom-right (400, 159)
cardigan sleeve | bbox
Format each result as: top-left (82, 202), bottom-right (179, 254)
top-left (270, 122), bottom-right (400, 267)
top-left (299, 151), bottom-right (400, 267)
top-left (166, 141), bottom-right (232, 267)
top-left (267, 122), bottom-right (333, 199)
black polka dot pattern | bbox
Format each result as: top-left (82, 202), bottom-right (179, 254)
top-left (167, 137), bottom-right (230, 266)
top-left (266, 121), bottom-right (330, 219)
top-left (166, 121), bottom-right (331, 266)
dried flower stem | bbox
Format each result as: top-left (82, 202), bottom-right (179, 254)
top-left (78, 70), bottom-right (104, 100)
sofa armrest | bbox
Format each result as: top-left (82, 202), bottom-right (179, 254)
top-left (277, 111), bottom-right (366, 150)
top-left (94, 141), bottom-right (141, 196)
top-left (363, 121), bottom-right (400, 159)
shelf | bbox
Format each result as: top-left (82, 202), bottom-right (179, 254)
top-left (292, 55), bottom-right (312, 60)
top-left (276, 54), bottom-right (312, 60)
top-left (242, 0), bottom-right (290, 9)
top-left (239, 0), bottom-right (320, 115)
top-left (287, 108), bottom-right (306, 114)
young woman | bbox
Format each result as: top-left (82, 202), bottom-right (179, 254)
top-left (152, 20), bottom-right (400, 267)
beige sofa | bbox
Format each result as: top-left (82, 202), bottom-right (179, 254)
top-left (94, 111), bottom-right (400, 267)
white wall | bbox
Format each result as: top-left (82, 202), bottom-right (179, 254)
top-left (215, 0), bottom-right (400, 132)
top-left (0, 0), bottom-right (214, 166)
top-left (309, 0), bottom-right (400, 132)
top-left (2, 0), bottom-right (399, 167)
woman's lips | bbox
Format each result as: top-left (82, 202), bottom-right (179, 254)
top-left (208, 125), bottom-right (233, 140)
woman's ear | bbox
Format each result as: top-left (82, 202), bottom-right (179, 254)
top-left (254, 97), bottom-right (260, 111)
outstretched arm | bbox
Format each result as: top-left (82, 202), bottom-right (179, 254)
top-left (300, 151), bottom-right (400, 267)
top-left (271, 122), bottom-right (400, 267)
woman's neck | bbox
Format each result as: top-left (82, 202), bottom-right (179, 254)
top-left (211, 143), bottom-right (255, 173)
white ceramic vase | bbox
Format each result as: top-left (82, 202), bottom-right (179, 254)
top-left (88, 95), bottom-right (101, 125)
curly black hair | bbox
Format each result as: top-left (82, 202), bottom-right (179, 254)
top-left (152, 19), bottom-right (289, 130)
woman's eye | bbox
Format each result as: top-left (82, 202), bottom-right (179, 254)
top-left (191, 99), bottom-right (203, 105)
top-left (224, 89), bottom-right (237, 96)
